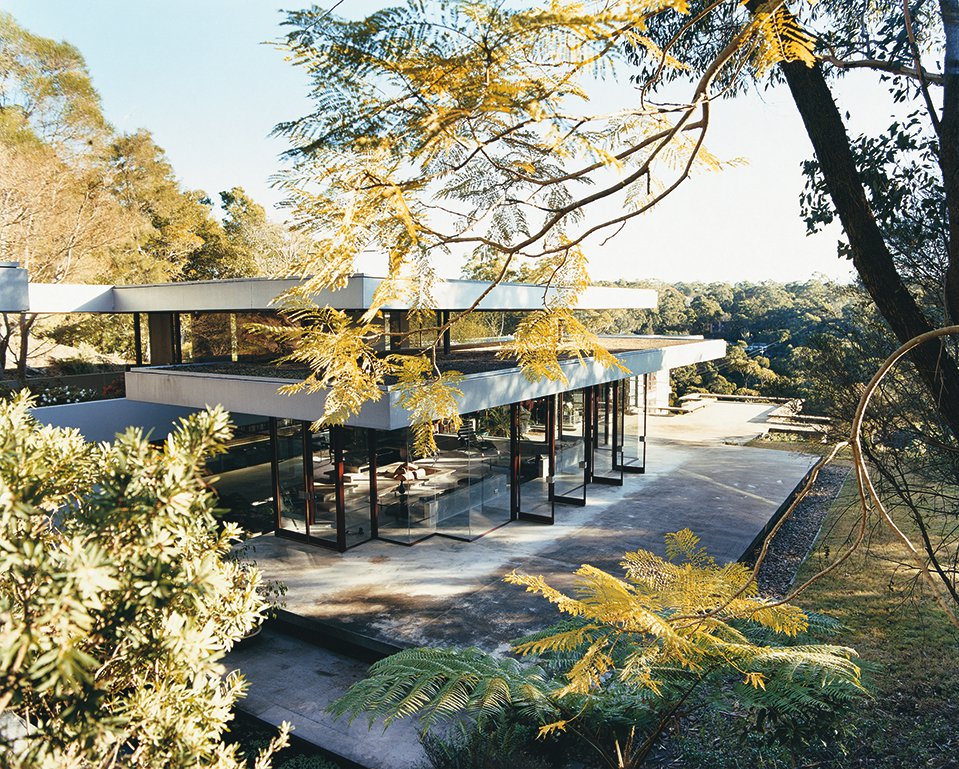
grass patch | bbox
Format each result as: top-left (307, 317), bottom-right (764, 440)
top-left (744, 433), bottom-right (848, 458)
top-left (672, 472), bottom-right (959, 768)
top-left (789, 474), bottom-right (959, 767)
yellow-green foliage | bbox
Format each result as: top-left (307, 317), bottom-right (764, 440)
top-left (0, 394), bottom-right (288, 768)
top-left (748, 1), bottom-right (817, 76)
top-left (262, 306), bottom-right (392, 426)
top-left (333, 530), bottom-right (863, 769)
top-left (390, 355), bottom-right (465, 457)
top-left (267, 0), bottom-right (818, 433)
top-left (507, 308), bottom-right (627, 383)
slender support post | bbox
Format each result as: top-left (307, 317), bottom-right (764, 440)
top-left (269, 418), bottom-right (281, 532)
top-left (302, 422), bottom-right (314, 539)
top-left (510, 403), bottom-right (520, 519)
top-left (172, 313), bottom-right (182, 364)
top-left (133, 313), bottom-right (143, 366)
top-left (333, 426), bottom-right (347, 552)
top-left (440, 310), bottom-right (451, 354)
top-left (368, 429), bottom-right (379, 538)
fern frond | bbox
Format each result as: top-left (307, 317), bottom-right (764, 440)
top-left (389, 354), bottom-right (464, 457)
top-left (328, 647), bottom-right (555, 729)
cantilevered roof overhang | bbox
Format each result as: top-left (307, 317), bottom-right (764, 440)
top-left (21, 275), bottom-right (657, 314)
top-left (125, 336), bottom-right (726, 430)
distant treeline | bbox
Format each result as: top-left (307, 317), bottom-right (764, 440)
top-left (581, 279), bottom-right (892, 415)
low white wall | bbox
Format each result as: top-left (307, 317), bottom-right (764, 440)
top-left (126, 339), bottom-right (726, 431)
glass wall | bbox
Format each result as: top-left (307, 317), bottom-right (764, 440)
top-left (591, 382), bottom-right (623, 484)
top-left (515, 396), bottom-right (553, 521)
top-left (340, 427), bottom-right (373, 548)
top-left (308, 427), bottom-right (339, 546)
top-left (236, 312), bottom-right (299, 362)
top-left (275, 419), bottom-right (308, 535)
top-left (189, 312), bottom-right (233, 362)
top-left (206, 419), bottom-right (275, 533)
top-left (245, 376), bottom-right (648, 550)
top-left (375, 427), bottom-right (436, 544)
top-left (621, 375), bottom-right (647, 473)
top-left (373, 408), bottom-right (512, 544)
top-left (553, 389), bottom-right (587, 504)
top-left (426, 407), bottom-right (512, 540)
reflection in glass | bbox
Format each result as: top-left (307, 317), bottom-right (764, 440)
top-left (592, 383), bottom-right (623, 483)
top-left (427, 407), bottom-right (512, 540)
top-left (554, 389), bottom-right (587, 502)
top-left (207, 418), bottom-right (274, 533)
top-left (308, 427), bottom-right (338, 544)
top-left (374, 407), bottom-right (514, 543)
top-left (622, 376), bottom-right (647, 472)
top-left (375, 428), bottom-right (429, 544)
top-left (276, 419), bottom-right (308, 534)
top-left (340, 427), bottom-right (373, 548)
top-left (517, 397), bottom-right (552, 520)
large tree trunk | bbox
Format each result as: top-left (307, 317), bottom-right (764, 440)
top-left (775, 54), bottom-right (959, 436)
top-left (940, 0), bottom-right (959, 321)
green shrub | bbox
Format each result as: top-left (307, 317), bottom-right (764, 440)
top-left (419, 720), bottom-right (552, 769)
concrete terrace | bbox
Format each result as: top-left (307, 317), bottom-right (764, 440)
top-left (235, 401), bottom-right (816, 655)
top-left (226, 401), bottom-right (817, 769)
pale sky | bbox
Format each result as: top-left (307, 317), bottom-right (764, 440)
top-left (5, 0), bottom-right (865, 284)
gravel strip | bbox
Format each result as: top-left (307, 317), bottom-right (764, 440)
top-left (756, 463), bottom-right (851, 598)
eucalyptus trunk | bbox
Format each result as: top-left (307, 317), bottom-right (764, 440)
top-left (747, 0), bottom-right (959, 438)
top-left (940, 0), bottom-right (959, 321)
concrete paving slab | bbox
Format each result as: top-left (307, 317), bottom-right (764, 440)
top-left (227, 402), bottom-right (817, 766)
top-left (229, 629), bottom-right (427, 769)
top-left (238, 422), bottom-right (815, 654)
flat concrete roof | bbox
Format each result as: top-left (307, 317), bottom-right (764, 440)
top-left (125, 336), bottom-right (727, 429)
top-left (22, 275), bottom-right (657, 314)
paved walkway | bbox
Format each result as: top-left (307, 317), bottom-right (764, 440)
top-left (226, 402), bottom-right (816, 767)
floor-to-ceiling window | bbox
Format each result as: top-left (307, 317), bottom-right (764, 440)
top-left (374, 427), bottom-right (436, 544)
top-left (206, 419), bottom-right (275, 533)
top-left (308, 426), bottom-right (339, 547)
top-left (621, 375), bottom-right (647, 473)
top-left (591, 382), bottom-right (624, 485)
top-left (426, 406), bottom-right (512, 540)
top-left (340, 427), bottom-right (374, 548)
top-left (515, 396), bottom-right (554, 522)
top-left (274, 419), bottom-right (309, 535)
top-left (553, 388), bottom-right (588, 505)
top-left (373, 407), bottom-right (513, 544)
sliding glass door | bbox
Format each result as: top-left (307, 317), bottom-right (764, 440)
top-left (591, 382), bottom-right (624, 484)
top-left (553, 389), bottom-right (587, 506)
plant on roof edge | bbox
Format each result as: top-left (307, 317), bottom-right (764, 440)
top-left (329, 529), bottom-right (864, 769)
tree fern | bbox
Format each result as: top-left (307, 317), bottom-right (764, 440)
top-left (330, 530), bottom-right (864, 769)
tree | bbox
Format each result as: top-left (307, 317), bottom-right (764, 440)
top-left (214, 186), bottom-right (310, 278)
top-left (0, 394), bottom-right (287, 768)
top-left (0, 11), bottom-right (108, 152)
top-left (633, 1), bottom-right (959, 435)
top-left (332, 530), bottom-right (863, 769)
top-left (0, 134), bottom-right (137, 374)
top-left (271, 0), bottom-right (817, 448)
top-left (0, 13), bottom-right (140, 376)
top-left (108, 130), bottom-right (222, 283)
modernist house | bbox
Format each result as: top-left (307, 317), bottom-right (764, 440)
top-left (0, 263), bottom-right (726, 552)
